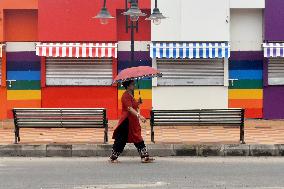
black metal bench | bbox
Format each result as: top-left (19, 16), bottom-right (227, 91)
top-left (150, 109), bottom-right (245, 144)
top-left (13, 108), bottom-right (108, 144)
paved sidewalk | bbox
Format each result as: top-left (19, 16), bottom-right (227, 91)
top-left (0, 119), bottom-right (283, 145)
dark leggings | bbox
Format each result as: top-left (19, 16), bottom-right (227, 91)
top-left (111, 118), bottom-right (148, 160)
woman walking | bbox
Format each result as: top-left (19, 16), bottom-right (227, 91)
top-left (109, 80), bottom-right (154, 163)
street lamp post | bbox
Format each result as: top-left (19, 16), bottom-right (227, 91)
top-left (94, 0), bottom-right (166, 65)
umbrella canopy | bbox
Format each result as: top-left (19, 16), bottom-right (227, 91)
top-left (113, 66), bottom-right (162, 83)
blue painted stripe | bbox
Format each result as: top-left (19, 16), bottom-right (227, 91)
top-left (206, 43), bottom-right (210, 58)
top-left (173, 43), bottom-right (177, 58)
top-left (199, 43), bottom-right (203, 58)
top-left (225, 42), bottom-right (229, 58)
top-left (212, 43), bottom-right (216, 58)
top-left (159, 43), bottom-right (163, 58)
top-left (193, 43), bottom-right (197, 58)
top-left (166, 43), bottom-right (170, 58)
top-left (186, 44), bottom-right (190, 57)
top-left (7, 71), bottom-right (41, 80)
top-left (218, 43), bottom-right (222, 58)
top-left (229, 60), bottom-right (263, 70)
top-left (153, 42), bottom-right (156, 58)
top-left (7, 61), bottom-right (41, 71)
top-left (179, 44), bottom-right (183, 58)
top-left (229, 70), bottom-right (263, 80)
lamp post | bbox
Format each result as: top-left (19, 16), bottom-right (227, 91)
top-left (94, 0), bottom-right (166, 65)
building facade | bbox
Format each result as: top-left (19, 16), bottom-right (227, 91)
top-left (1, 0), bottom-right (284, 122)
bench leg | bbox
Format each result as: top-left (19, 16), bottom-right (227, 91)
top-left (14, 127), bottom-right (19, 144)
top-left (104, 126), bottom-right (108, 144)
top-left (151, 125), bottom-right (155, 143)
top-left (240, 124), bottom-right (245, 144)
top-left (14, 132), bottom-right (17, 144)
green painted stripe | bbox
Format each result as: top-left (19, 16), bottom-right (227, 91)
top-left (118, 80), bottom-right (152, 90)
top-left (229, 80), bottom-right (263, 89)
top-left (7, 80), bottom-right (41, 90)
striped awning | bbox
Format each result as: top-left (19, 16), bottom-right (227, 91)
top-left (263, 43), bottom-right (284, 58)
top-left (0, 44), bottom-right (4, 58)
top-left (36, 43), bottom-right (118, 58)
top-left (150, 42), bottom-right (230, 59)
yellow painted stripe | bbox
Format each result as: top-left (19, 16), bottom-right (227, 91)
top-left (229, 89), bottom-right (263, 99)
top-left (7, 90), bottom-right (41, 100)
top-left (118, 89), bottom-right (152, 99)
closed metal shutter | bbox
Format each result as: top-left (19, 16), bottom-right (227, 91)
top-left (46, 58), bottom-right (113, 86)
top-left (157, 58), bottom-right (224, 86)
top-left (0, 58), bottom-right (2, 86)
top-left (268, 58), bottom-right (284, 85)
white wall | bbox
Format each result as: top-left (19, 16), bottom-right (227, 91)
top-left (230, 0), bottom-right (265, 9)
top-left (118, 41), bottom-right (150, 51)
top-left (151, 0), bottom-right (230, 42)
top-left (230, 9), bottom-right (263, 51)
top-left (152, 86), bottom-right (228, 109)
top-left (6, 42), bottom-right (36, 52)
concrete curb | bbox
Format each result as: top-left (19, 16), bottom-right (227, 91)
top-left (0, 144), bottom-right (283, 157)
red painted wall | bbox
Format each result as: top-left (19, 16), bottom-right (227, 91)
top-left (42, 87), bottom-right (118, 120)
top-left (38, 0), bottom-right (116, 41)
top-left (0, 88), bottom-right (7, 119)
top-left (0, 51), bottom-right (6, 119)
top-left (4, 9), bottom-right (38, 41)
top-left (0, 0), bottom-right (38, 41)
top-left (38, 0), bottom-right (151, 42)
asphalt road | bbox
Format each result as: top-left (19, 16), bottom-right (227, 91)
top-left (0, 157), bottom-right (284, 189)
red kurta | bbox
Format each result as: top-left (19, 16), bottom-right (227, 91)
top-left (112, 91), bottom-right (143, 143)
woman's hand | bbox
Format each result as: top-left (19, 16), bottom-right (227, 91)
top-left (128, 107), bottom-right (146, 123)
top-left (138, 97), bottom-right (143, 105)
top-left (139, 115), bottom-right (147, 123)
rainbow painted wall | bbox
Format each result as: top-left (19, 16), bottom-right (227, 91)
top-left (229, 52), bottom-right (263, 118)
top-left (6, 44), bottom-right (41, 118)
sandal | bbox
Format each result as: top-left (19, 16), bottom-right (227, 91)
top-left (108, 158), bottom-right (120, 163)
top-left (141, 156), bottom-right (155, 163)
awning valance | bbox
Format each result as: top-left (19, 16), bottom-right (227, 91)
top-left (263, 43), bottom-right (284, 58)
top-left (0, 44), bottom-right (5, 58)
top-left (36, 43), bottom-right (117, 58)
top-left (150, 42), bottom-right (230, 59)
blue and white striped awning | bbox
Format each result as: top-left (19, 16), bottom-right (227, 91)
top-left (150, 42), bottom-right (230, 59)
top-left (263, 43), bottom-right (284, 58)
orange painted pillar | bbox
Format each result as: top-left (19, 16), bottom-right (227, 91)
top-left (0, 50), bottom-right (7, 120)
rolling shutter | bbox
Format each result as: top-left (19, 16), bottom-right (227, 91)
top-left (268, 58), bottom-right (284, 85)
top-left (46, 57), bottom-right (113, 86)
top-left (157, 58), bottom-right (224, 86)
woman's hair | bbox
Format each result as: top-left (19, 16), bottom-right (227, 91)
top-left (122, 80), bottom-right (134, 90)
